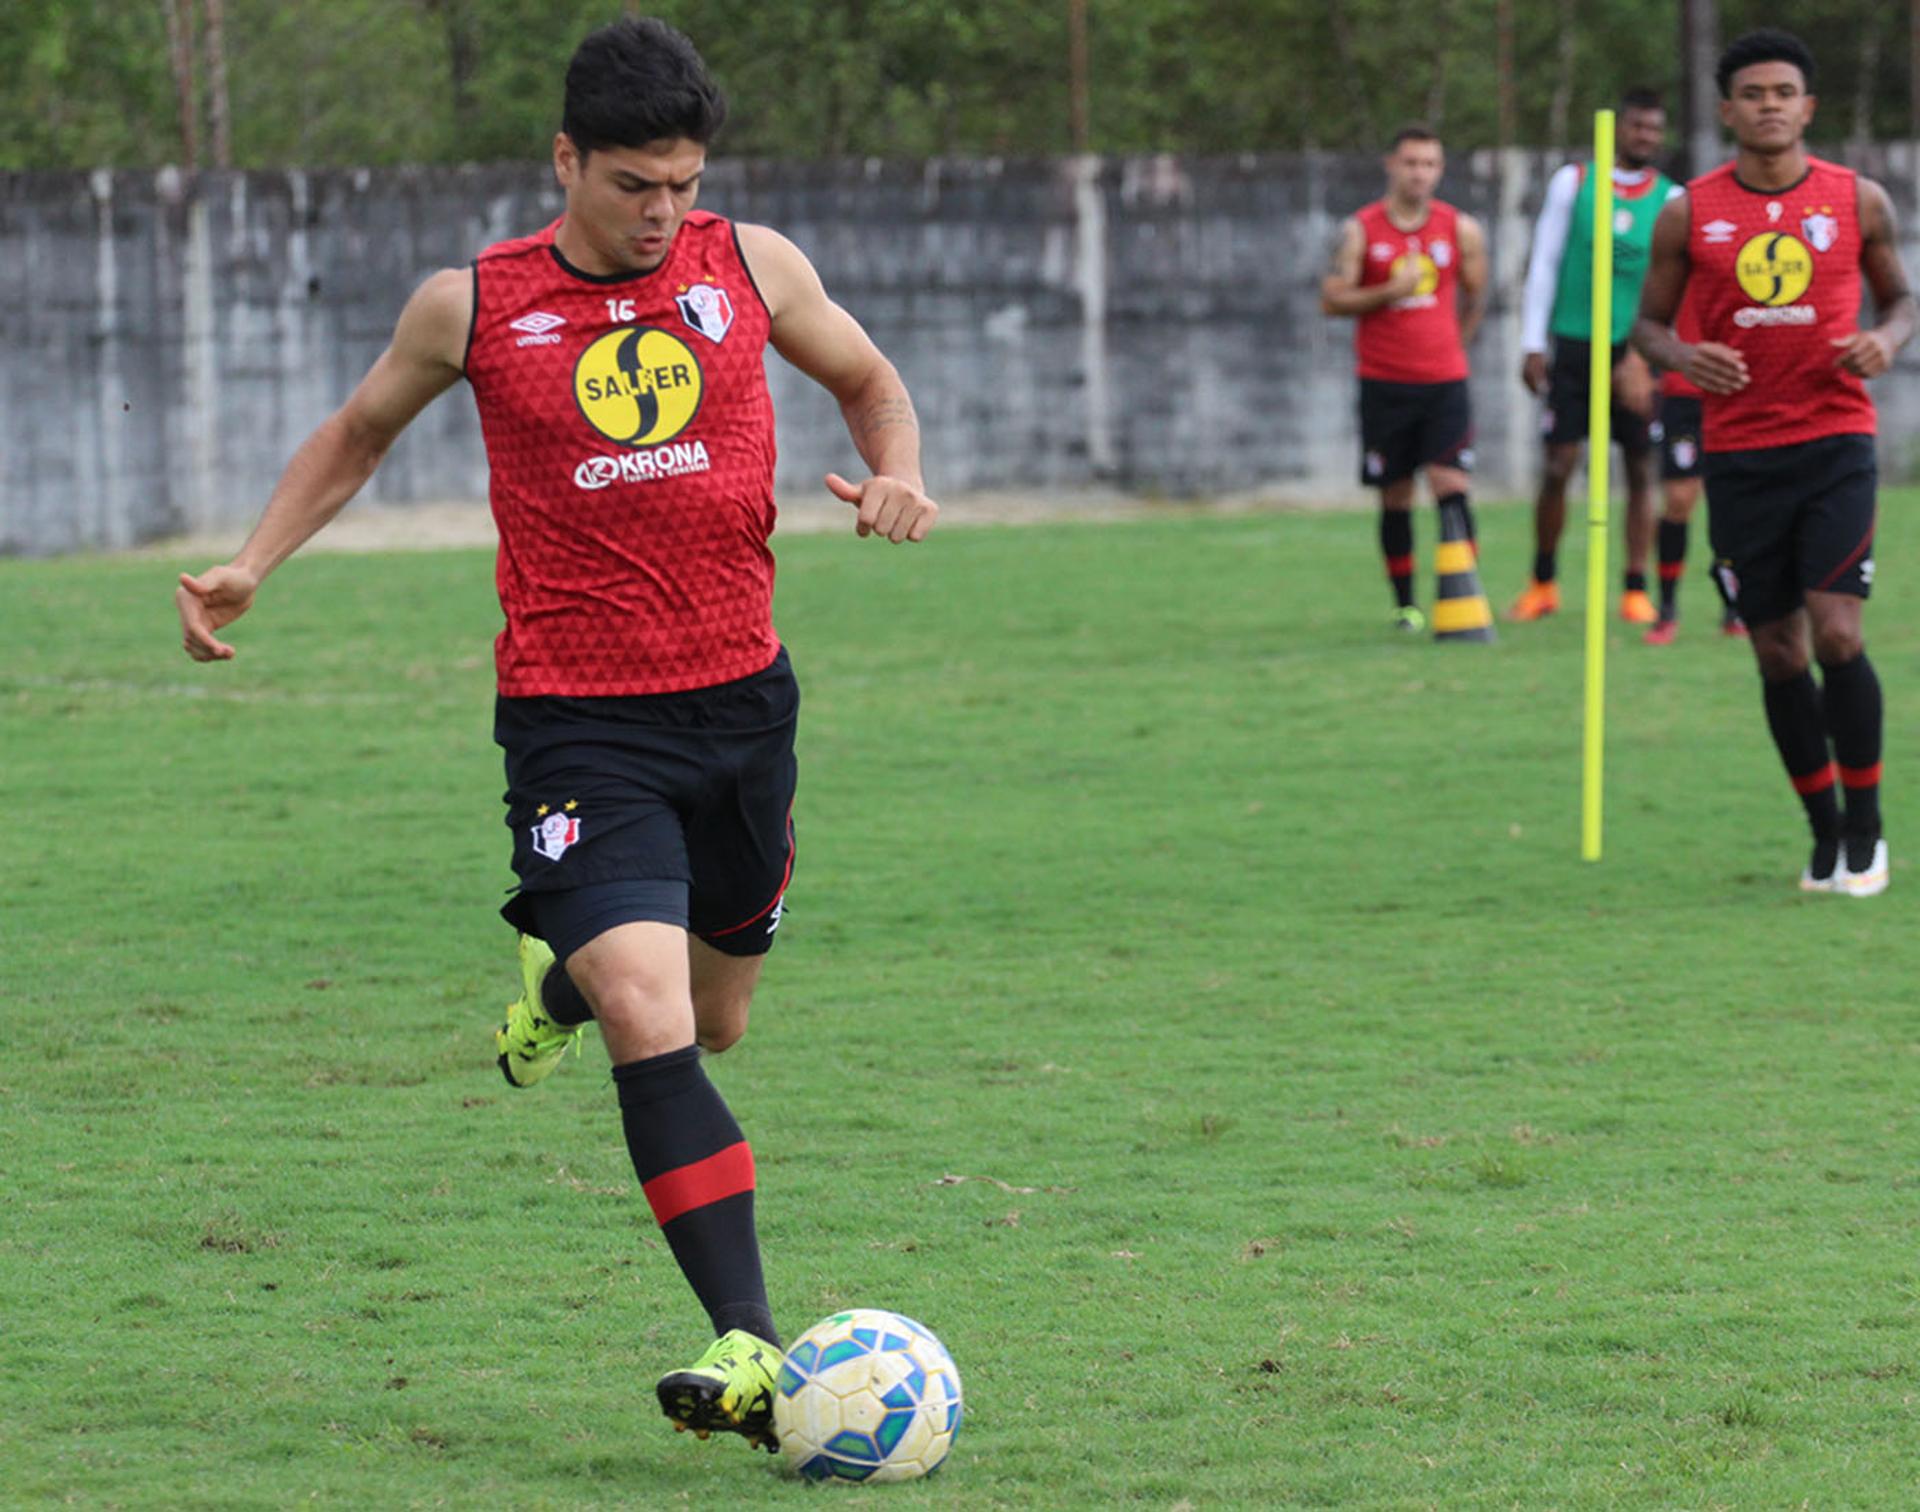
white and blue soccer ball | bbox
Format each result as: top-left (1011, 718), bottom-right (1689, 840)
top-left (773, 1308), bottom-right (963, 1483)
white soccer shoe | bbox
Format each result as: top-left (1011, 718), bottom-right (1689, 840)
top-left (1838, 837), bottom-right (1890, 898)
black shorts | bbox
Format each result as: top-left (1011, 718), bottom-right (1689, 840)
top-left (1704, 434), bottom-right (1878, 627)
top-left (1542, 338), bottom-right (1652, 453)
top-left (1359, 379), bottom-right (1474, 487)
top-left (495, 647), bottom-right (798, 958)
top-left (1652, 394), bottom-right (1704, 482)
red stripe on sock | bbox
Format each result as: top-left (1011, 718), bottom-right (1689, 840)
top-left (1658, 562), bottom-right (1684, 582)
top-left (642, 1141), bottom-right (756, 1226)
top-left (1385, 554), bottom-right (1414, 577)
top-left (1790, 763), bottom-right (1837, 796)
top-left (1839, 761), bottom-right (1883, 790)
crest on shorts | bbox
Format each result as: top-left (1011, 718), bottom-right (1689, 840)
top-left (1800, 212), bottom-right (1838, 253)
top-left (675, 281), bottom-right (735, 343)
top-left (1364, 449), bottom-right (1385, 480)
top-left (1673, 438), bottom-right (1697, 470)
top-left (531, 804), bottom-right (582, 862)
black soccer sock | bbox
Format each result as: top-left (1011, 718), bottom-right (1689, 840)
top-left (1437, 491), bottom-right (1477, 553)
top-left (615, 1046), bottom-right (779, 1345)
top-left (1656, 519), bottom-right (1687, 615)
top-left (1379, 508), bottom-right (1415, 608)
top-left (541, 964), bottom-right (594, 1026)
top-left (1623, 570), bottom-right (1649, 594)
top-left (1820, 653), bottom-right (1883, 839)
top-left (1762, 671), bottom-right (1840, 838)
top-left (1533, 550), bottom-right (1556, 585)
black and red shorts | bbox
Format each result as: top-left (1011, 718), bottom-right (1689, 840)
top-left (495, 647), bottom-right (798, 959)
top-left (1704, 434), bottom-right (1878, 628)
top-left (1358, 379), bottom-right (1474, 487)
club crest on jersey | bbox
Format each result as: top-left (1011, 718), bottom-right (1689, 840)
top-left (1800, 212), bottom-right (1838, 253)
top-left (531, 810), bottom-right (581, 862)
top-left (1430, 240), bottom-right (1453, 269)
top-left (676, 281), bottom-right (735, 343)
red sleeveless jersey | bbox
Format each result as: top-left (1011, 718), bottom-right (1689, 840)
top-left (1660, 294), bottom-right (1705, 399)
top-left (1684, 158), bottom-right (1875, 451)
top-left (1353, 199), bottom-right (1469, 384)
top-left (464, 212), bottom-right (780, 696)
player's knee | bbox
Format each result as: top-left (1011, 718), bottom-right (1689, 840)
top-left (586, 971), bottom-right (693, 1052)
top-left (693, 983), bottom-right (755, 1054)
top-left (1813, 623), bottom-right (1864, 666)
top-left (1753, 635), bottom-right (1808, 682)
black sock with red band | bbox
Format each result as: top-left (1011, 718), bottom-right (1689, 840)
top-left (1762, 671), bottom-right (1841, 839)
top-left (1821, 653), bottom-right (1883, 840)
top-left (614, 1046), bottom-right (778, 1345)
top-left (1379, 508), bottom-right (1415, 608)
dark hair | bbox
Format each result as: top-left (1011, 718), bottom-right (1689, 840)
top-left (1715, 29), bottom-right (1816, 98)
top-left (1388, 123), bottom-right (1441, 152)
top-left (562, 18), bottom-right (728, 156)
top-left (1618, 87), bottom-right (1664, 115)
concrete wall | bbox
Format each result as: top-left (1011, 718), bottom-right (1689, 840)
top-left (5, 148), bottom-right (1919, 554)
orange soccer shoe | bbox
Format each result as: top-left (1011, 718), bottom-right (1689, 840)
top-left (1618, 589), bottom-right (1659, 625)
top-left (1508, 579), bottom-right (1561, 622)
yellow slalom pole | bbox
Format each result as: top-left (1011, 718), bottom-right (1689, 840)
top-left (1581, 110), bottom-right (1615, 862)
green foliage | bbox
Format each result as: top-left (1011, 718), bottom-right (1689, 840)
top-left (0, 0), bottom-right (1911, 167)
top-left (5, 499), bottom-right (1920, 1503)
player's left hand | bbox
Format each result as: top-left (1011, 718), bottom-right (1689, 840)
top-left (825, 473), bottom-right (939, 543)
top-left (1831, 331), bottom-right (1896, 380)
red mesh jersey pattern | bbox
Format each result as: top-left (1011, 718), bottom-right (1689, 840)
top-left (1685, 159), bottom-right (1875, 451)
top-left (1353, 200), bottom-right (1470, 384)
top-left (465, 212), bottom-right (781, 695)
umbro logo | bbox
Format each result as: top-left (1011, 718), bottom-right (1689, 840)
top-left (1701, 218), bottom-right (1738, 244)
top-left (511, 310), bottom-right (566, 347)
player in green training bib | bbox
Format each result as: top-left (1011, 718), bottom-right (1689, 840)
top-left (1513, 89), bottom-right (1678, 624)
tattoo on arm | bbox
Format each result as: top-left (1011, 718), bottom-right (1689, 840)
top-left (854, 394), bottom-right (919, 446)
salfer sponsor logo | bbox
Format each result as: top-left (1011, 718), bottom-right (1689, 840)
top-left (573, 326), bottom-right (704, 446)
top-left (1734, 232), bottom-right (1813, 307)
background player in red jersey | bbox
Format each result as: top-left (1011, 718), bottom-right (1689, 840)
top-left (1633, 28), bottom-right (1914, 895)
top-left (174, 17), bottom-right (938, 1451)
top-left (1322, 125), bottom-right (1488, 633)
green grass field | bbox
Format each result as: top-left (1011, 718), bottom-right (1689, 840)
top-left (5, 497), bottom-right (1918, 1508)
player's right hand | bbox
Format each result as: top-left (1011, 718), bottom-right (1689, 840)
top-left (1383, 259), bottom-right (1422, 300)
top-left (1683, 341), bottom-right (1750, 395)
top-left (176, 565), bottom-right (259, 661)
top-left (1520, 352), bottom-right (1549, 396)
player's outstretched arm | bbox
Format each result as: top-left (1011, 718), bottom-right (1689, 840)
top-left (1455, 213), bottom-right (1490, 349)
top-left (1318, 218), bottom-right (1417, 316)
top-left (736, 223), bottom-right (937, 544)
top-left (1631, 194), bottom-right (1746, 395)
top-left (175, 267), bottom-right (473, 660)
top-left (1833, 177), bottom-right (1917, 380)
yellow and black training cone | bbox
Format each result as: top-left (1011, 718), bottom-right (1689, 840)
top-left (1431, 499), bottom-right (1494, 642)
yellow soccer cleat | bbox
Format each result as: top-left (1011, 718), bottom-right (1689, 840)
top-left (494, 933), bottom-right (584, 1088)
top-left (657, 1329), bottom-right (781, 1452)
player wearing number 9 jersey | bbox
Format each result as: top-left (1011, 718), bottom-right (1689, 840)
top-left (173, 15), bottom-right (942, 1454)
top-left (1632, 28), bottom-right (1915, 896)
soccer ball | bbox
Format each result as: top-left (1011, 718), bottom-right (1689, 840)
top-left (773, 1308), bottom-right (963, 1483)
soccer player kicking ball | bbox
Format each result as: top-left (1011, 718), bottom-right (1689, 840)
top-left (1632, 29), bottom-right (1914, 895)
top-left (174, 18), bottom-right (938, 1449)
top-left (1321, 125), bottom-right (1489, 633)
